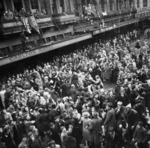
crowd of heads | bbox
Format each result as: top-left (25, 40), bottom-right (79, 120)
top-left (2, 7), bottom-right (47, 21)
top-left (1, 27), bottom-right (150, 148)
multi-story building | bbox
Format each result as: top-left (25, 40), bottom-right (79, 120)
top-left (0, 0), bottom-right (150, 67)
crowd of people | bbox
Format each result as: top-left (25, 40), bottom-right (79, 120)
top-left (0, 27), bottom-right (150, 148)
top-left (3, 7), bottom-right (47, 21)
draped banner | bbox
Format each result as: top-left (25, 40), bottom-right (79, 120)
top-left (20, 15), bottom-right (40, 34)
top-left (28, 15), bottom-right (40, 34)
top-left (21, 17), bottom-right (31, 34)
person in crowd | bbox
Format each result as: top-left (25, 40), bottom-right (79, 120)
top-left (47, 140), bottom-right (61, 148)
top-left (105, 127), bottom-right (120, 148)
top-left (132, 121), bottom-right (147, 148)
top-left (81, 110), bottom-right (92, 147)
top-left (28, 132), bottom-right (41, 148)
top-left (91, 111), bottom-right (103, 148)
top-left (18, 137), bottom-right (28, 148)
top-left (104, 102), bottom-right (116, 134)
top-left (64, 131), bottom-right (76, 148)
top-left (20, 31), bottom-right (32, 52)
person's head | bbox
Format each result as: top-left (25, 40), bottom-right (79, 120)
top-left (28, 132), bottom-right (35, 141)
top-left (57, 99), bottom-right (62, 104)
top-left (22, 137), bottom-right (28, 144)
top-left (137, 121), bottom-right (143, 130)
top-left (108, 127), bottom-right (115, 134)
top-left (1, 84), bottom-right (5, 90)
top-left (71, 84), bottom-right (75, 89)
top-left (48, 140), bottom-right (56, 148)
top-left (68, 124), bottom-right (73, 131)
top-left (49, 122), bottom-right (55, 129)
top-left (93, 111), bottom-right (99, 118)
top-left (147, 80), bottom-right (150, 86)
top-left (106, 102), bottom-right (113, 110)
top-left (94, 93), bottom-right (99, 99)
top-left (117, 101), bottom-right (123, 108)
top-left (61, 126), bottom-right (67, 133)
top-left (82, 111), bottom-right (90, 118)
top-left (95, 75), bottom-right (100, 80)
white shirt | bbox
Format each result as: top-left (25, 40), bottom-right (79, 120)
top-left (0, 90), bottom-right (6, 108)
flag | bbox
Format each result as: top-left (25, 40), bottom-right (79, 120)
top-left (21, 17), bottom-right (31, 34)
top-left (28, 15), bottom-right (40, 34)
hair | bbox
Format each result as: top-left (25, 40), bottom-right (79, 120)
top-left (106, 102), bottom-right (113, 108)
top-left (48, 140), bottom-right (56, 146)
top-left (138, 121), bottom-right (143, 126)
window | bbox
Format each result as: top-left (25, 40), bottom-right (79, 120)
top-left (51, 0), bottom-right (58, 14)
top-left (5, 0), bottom-right (13, 11)
top-left (124, 0), bottom-right (127, 9)
top-left (83, 0), bottom-right (87, 6)
top-left (39, 0), bottom-right (47, 14)
top-left (24, 0), bottom-right (31, 12)
top-left (30, 0), bottom-right (39, 10)
top-left (66, 0), bottom-right (71, 13)
top-left (87, 0), bottom-right (92, 4)
top-left (51, 0), bottom-right (65, 14)
top-left (110, 0), bottom-right (113, 11)
top-left (137, 0), bottom-right (139, 7)
top-left (119, 0), bottom-right (122, 11)
top-left (143, 0), bottom-right (148, 7)
top-left (101, 0), bottom-right (105, 12)
top-left (13, 0), bottom-right (23, 12)
top-left (129, 0), bottom-right (134, 8)
top-left (60, 0), bottom-right (65, 13)
top-left (116, 0), bottom-right (122, 11)
top-left (0, 1), bottom-right (4, 12)
top-left (74, 0), bottom-right (82, 16)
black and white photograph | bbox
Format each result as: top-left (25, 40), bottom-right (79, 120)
top-left (0, 0), bottom-right (150, 148)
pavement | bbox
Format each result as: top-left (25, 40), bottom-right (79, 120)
top-left (103, 83), bottom-right (116, 90)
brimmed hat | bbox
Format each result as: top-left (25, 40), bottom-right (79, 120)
top-left (82, 111), bottom-right (90, 118)
top-left (48, 140), bottom-right (56, 146)
top-left (138, 121), bottom-right (143, 126)
top-left (117, 101), bottom-right (122, 105)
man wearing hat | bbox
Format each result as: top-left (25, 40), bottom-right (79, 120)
top-left (104, 102), bottom-right (116, 134)
top-left (115, 101), bottom-right (126, 131)
top-left (18, 137), bottom-right (28, 148)
top-left (91, 111), bottom-right (103, 148)
top-left (132, 121), bottom-right (147, 148)
top-left (64, 131), bottom-right (76, 148)
top-left (82, 110), bottom-right (92, 147)
top-left (106, 127), bottom-right (120, 148)
top-left (48, 140), bottom-right (60, 148)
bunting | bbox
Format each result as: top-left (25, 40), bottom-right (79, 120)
top-left (20, 16), bottom-right (31, 34)
top-left (28, 15), bottom-right (40, 34)
top-left (20, 15), bottom-right (40, 35)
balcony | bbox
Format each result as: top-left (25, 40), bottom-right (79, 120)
top-left (2, 15), bottom-right (53, 35)
top-left (52, 13), bottom-right (80, 24)
top-left (0, 34), bottom-right (91, 66)
top-left (136, 8), bottom-right (150, 20)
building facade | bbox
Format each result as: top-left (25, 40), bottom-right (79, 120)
top-left (0, 0), bottom-right (150, 66)
top-left (1, 0), bottom-right (150, 18)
